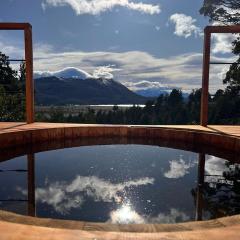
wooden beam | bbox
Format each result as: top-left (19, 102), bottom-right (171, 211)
top-left (205, 25), bottom-right (240, 34)
top-left (24, 24), bottom-right (34, 123)
top-left (200, 28), bottom-right (211, 126)
top-left (0, 22), bottom-right (31, 30)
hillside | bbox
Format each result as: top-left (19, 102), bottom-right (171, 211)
top-left (35, 76), bottom-right (147, 105)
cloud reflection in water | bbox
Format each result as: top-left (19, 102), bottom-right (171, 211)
top-left (164, 156), bottom-right (197, 179)
top-left (18, 175), bottom-right (154, 214)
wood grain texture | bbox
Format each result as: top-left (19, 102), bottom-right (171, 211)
top-left (0, 220), bottom-right (240, 240)
top-left (0, 123), bottom-right (239, 152)
top-left (0, 123), bottom-right (239, 136)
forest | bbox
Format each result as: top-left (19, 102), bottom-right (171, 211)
top-left (35, 88), bottom-right (239, 125)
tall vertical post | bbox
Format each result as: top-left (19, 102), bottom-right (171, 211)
top-left (200, 27), bottom-right (211, 126)
top-left (27, 154), bottom-right (36, 217)
top-left (24, 24), bottom-right (34, 123)
top-left (195, 153), bottom-right (206, 221)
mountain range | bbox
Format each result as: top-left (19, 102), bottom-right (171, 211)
top-left (35, 68), bottom-right (147, 105)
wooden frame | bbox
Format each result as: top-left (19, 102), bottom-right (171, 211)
top-left (0, 23), bottom-right (34, 123)
top-left (201, 25), bottom-right (240, 126)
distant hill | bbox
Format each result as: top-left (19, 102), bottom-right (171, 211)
top-left (135, 89), bottom-right (170, 97)
top-left (135, 88), bottom-right (189, 99)
top-left (35, 76), bottom-right (147, 105)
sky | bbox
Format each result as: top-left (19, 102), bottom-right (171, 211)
top-left (0, 0), bottom-right (237, 93)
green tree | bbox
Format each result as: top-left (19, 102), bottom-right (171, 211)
top-left (224, 58), bottom-right (240, 95)
top-left (200, 0), bottom-right (240, 25)
top-left (0, 52), bottom-right (25, 121)
top-left (19, 61), bottom-right (26, 92)
top-left (0, 52), bottom-right (19, 92)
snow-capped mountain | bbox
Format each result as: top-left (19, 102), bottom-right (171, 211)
top-left (34, 67), bottom-right (93, 80)
top-left (34, 68), bottom-right (147, 105)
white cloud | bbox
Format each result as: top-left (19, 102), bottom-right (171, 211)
top-left (0, 34), bottom-right (24, 59)
top-left (124, 81), bottom-right (174, 96)
top-left (32, 47), bottom-right (204, 90)
top-left (202, 22), bottom-right (237, 55)
top-left (212, 33), bottom-right (236, 54)
top-left (34, 67), bottom-right (93, 79)
top-left (42, 0), bottom-right (161, 15)
top-left (35, 183), bottom-right (84, 214)
top-left (92, 65), bottom-right (120, 79)
top-left (205, 156), bottom-right (228, 176)
top-left (34, 65), bottom-right (120, 80)
top-left (1, 36), bottom-right (236, 93)
top-left (124, 80), bottom-right (172, 91)
top-left (18, 175), bottom-right (154, 214)
top-left (204, 156), bottom-right (230, 188)
top-left (164, 156), bottom-right (197, 179)
top-left (169, 13), bottom-right (203, 38)
top-left (32, 46), bottom-right (237, 92)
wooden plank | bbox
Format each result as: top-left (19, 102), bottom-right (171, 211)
top-left (0, 123), bottom-right (239, 137)
top-left (0, 220), bottom-right (240, 240)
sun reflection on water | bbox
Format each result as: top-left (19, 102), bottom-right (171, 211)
top-left (109, 202), bottom-right (145, 224)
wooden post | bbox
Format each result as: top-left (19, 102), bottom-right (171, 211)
top-left (27, 154), bottom-right (36, 217)
top-left (195, 153), bottom-right (206, 221)
top-left (24, 24), bottom-right (34, 123)
top-left (200, 27), bottom-right (211, 127)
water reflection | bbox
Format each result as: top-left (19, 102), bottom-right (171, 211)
top-left (195, 153), bottom-right (205, 221)
top-left (0, 154), bottom-right (36, 217)
top-left (26, 175), bottom-right (154, 214)
top-left (0, 146), bottom-right (240, 224)
top-left (109, 202), bottom-right (145, 224)
top-left (193, 154), bottom-right (240, 220)
top-left (109, 202), bottom-right (190, 224)
top-left (27, 154), bottom-right (35, 217)
top-left (164, 155), bottom-right (197, 179)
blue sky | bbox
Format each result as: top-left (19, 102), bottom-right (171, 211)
top-left (0, 0), bottom-right (236, 93)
